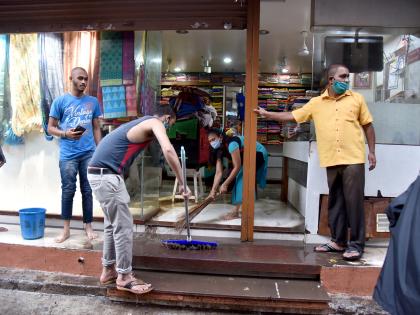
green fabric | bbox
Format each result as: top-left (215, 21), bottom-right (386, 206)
top-left (167, 118), bottom-right (198, 140)
top-left (100, 32), bottom-right (123, 86)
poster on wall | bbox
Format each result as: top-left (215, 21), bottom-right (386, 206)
top-left (353, 72), bottom-right (372, 89)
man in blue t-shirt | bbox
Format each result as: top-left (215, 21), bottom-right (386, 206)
top-left (48, 67), bottom-right (102, 243)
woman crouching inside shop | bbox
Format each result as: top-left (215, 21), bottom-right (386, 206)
top-left (207, 128), bottom-right (268, 220)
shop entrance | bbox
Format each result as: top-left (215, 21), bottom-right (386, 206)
top-left (125, 0), bottom-right (315, 238)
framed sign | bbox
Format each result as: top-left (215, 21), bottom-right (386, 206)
top-left (353, 72), bottom-right (372, 89)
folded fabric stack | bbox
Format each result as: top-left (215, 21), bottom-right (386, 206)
top-left (289, 74), bottom-right (301, 85)
top-left (266, 74), bottom-right (279, 84)
top-left (288, 88), bottom-right (306, 97)
top-left (161, 73), bottom-right (177, 82)
top-left (211, 86), bottom-right (223, 97)
top-left (278, 74), bottom-right (290, 84)
top-left (258, 87), bottom-right (273, 99)
top-left (301, 73), bottom-right (312, 86)
top-left (186, 74), bottom-right (199, 82)
top-left (266, 132), bottom-right (282, 144)
top-left (222, 74), bottom-right (234, 83)
top-left (266, 99), bottom-right (278, 111)
top-left (199, 73), bottom-right (211, 84)
top-left (272, 88), bottom-right (288, 99)
top-left (175, 74), bottom-right (187, 82)
top-left (258, 100), bottom-right (267, 109)
top-left (306, 90), bottom-right (320, 97)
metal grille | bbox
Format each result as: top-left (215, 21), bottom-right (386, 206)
top-left (376, 213), bottom-right (390, 233)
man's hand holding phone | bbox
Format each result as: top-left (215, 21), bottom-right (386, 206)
top-left (65, 125), bottom-right (86, 140)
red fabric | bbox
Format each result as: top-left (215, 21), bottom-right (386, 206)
top-left (198, 127), bottom-right (209, 164)
top-left (122, 31), bottom-right (135, 85)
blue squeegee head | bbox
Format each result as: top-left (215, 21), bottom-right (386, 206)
top-left (161, 239), bottom-right (218, 250)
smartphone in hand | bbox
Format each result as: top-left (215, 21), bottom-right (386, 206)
top-left (74, 125), bottom-right (86, 134)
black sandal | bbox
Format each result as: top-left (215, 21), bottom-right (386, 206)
top-left (314, 243), bottom-right (346, 253)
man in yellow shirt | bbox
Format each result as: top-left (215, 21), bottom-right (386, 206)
top-left (254, 64), bottom-right (376, 261)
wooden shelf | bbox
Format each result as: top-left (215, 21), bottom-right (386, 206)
top-left (161, 82), bottom-right (212, 86)
top-left (258, 83), bottom-right (311, 88)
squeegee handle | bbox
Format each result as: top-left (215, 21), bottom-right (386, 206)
top-left (180, 147), bottom-right (191, 241)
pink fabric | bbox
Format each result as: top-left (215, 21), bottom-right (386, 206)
top-left (125, 85), bottom-right (137, 117)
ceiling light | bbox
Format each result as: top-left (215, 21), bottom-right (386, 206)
top-left (174, 67), bottom-right (182, 72)
top-left (223, 57), bottom-right (232, 64)
top-left (176, 30), bottom-right (189, 34)
top-left (298, 31), bottom-right (310, 56)
top-left (281, 68), bottom-right (289, 73)
top-left (259, 29), bottom-right (270, 35)
top-left (203, 59), bottom-right (212, 73)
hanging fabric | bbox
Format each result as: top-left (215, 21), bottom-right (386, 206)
top-left (100, 32), bottom-right (123, 87)
top-left (38, 33), bottom-right (65, 140)
top-left (63, 31), bottom-right (99, 96)
top-left (122, 31), bottom-right (135, 85)
top-left (101, 85), bottom-right (127, 119)
top-left (0, 35), bottom-right (11, 142)
top-left (125, 85), bottom-right (137, 116)
top-left (9, 34), bottom-right (41, 137)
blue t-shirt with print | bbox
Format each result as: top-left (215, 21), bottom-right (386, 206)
top-left (50, 93), bottom-right (102, 160)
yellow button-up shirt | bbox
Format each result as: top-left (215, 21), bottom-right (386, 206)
top-left (292, 90), bottom-right (373, 168)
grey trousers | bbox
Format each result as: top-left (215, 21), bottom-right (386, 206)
top-left (326, 164), bottom-right (365, 252)
top-left (87, 173), bottom-right (133, 274)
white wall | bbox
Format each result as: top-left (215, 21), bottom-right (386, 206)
top-left (0, 131), bottom-right (101, 215)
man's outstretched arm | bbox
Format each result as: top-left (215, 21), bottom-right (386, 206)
top-left (254, 107), bottom-right (296, 122)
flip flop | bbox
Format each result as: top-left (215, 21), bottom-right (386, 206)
top-left (314, 243), bottom-right (346, 253)
top-left (116, 280), bottom-right (153, 295)
top-left (343, 248), bottom-right (363, 261)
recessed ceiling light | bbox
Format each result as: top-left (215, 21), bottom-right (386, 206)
top-left (223, 57), bottom-right (232, 64)
top-left (174, 67), bottom-right (182, 72)
top-left (259, 29), bottom-right (270, 35)
top-left (176, 30), bottom-right (189, 34)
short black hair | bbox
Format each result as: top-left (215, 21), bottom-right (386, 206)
top-left (154, 105), bottom-right (176, 118)
top-left (327, 64), bottom-right (349, 79)
top-left (71, 67), bottom-right (88, 77)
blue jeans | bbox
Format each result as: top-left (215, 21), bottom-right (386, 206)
top-left (59, 153), bottom-right (93, 223)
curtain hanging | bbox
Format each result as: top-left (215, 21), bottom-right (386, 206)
top-left (38, 33), bottom-right (65, 140)
top-left (9, 34), bottom-right (42, 137)
top-left (0, 35), bottom-right (11, 141)
top-left (63, 31), bottom-right (99, 96)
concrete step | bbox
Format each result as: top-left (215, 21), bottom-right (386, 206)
top-left (108, 270), bottom-right (330, 314)
top-left (0, 267), bottom-right (329, 314)
top-left (133, 234), bottom-right (330, 279)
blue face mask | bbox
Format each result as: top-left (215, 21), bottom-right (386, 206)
top-left (332, 80), bottom-right (349, 95)
top-left (210, 139), bottom-right (221, 149)
top-left (163, 119), bottom-right (170, 130)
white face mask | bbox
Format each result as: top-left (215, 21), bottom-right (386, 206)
top-left (210, 139), bottom-right (221, 149)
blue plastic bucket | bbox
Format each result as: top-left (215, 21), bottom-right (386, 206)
top-left (18, 208), bottom-right (46, 240)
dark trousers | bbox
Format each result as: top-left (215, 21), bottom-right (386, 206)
top-left (59, 153), bottom-right (93, 223)
top-left (326, 164), bottom-right (365, 252)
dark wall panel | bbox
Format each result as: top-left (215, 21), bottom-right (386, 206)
top-left (0, 0), bottom-right (247, 33)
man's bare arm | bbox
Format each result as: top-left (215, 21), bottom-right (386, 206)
top-left (151, 121), bottom-right (186, 189)
top-left (92, 118), bottom-right (102, 145)
top-left (254, 107), bottom-right (296, 122)
top-left (362, 123), bottom-right (376, 171)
